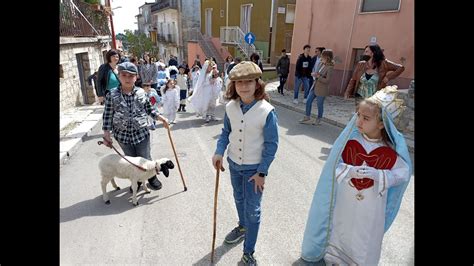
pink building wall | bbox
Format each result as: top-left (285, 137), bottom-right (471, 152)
top-left (288, 0), bottom-right (414, 95)
top-left (187, 42), bottom-right (206, 67)
top-left (210, 37), bottom-right (231, 61)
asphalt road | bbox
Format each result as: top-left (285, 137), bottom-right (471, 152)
top-left (60, 102), bottom-right (414, 265)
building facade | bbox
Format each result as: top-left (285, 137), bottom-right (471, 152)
top-left (289, 0), bottom-right (414, 95)
top-left (60, 0), bottom-right (112, 111)
top-left (193, 0), bottom-right (294, 67)
top-left (136, 3), bottom-right (155, 37)
top-left (138, 0), bottom-right (200, 64)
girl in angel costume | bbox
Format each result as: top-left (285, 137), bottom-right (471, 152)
top-left (188, 60), bottom-right (221, 122)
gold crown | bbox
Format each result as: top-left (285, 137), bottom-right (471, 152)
top-left (368, 85), bottom-right (405, 121)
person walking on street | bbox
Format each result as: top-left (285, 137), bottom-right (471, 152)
top-left (97, 49), bottom-right (121, 105)
top-left (293, 45), bottom-right (312, 104)
top-left (276, 49), bottom-right (290, 95)
top-left (212, 61), bottom-right (279, 266)
top-left (176, 65), bottom-right (189, 112)
top-left (102, 62), bottom-right (169, 192)
top-left (139, 53), bottom-right (159, 91)
top-left (308, 47), bottom-right (325, 90)
top-left (162, 79), bottom-right (180, 124)
top-left (142, 83), bottom-right (161, 130)
top-left (300, 49), bottom-right (334, 125)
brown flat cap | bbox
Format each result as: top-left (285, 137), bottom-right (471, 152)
top-left (228, 61), bottom-right (262, 81)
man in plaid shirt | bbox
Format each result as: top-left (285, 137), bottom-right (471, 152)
top-left (102, 62), bottom-right (169, 191)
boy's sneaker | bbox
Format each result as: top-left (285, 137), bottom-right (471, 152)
top-left (241, 252), bottom-right (257, 266)
top-left (224, 225), bottom-right (246, 244)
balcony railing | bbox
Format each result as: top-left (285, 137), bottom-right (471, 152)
top-left (151, 0), bottom-right (178, 13)
top-left (220, 26), bottom-right (263, 59)
top-left (157, 33), bottom-right (177, 44)
top-left (60, 0), bottom-right (111, 37)
top-left (166, 33), bottom-right (177, 44)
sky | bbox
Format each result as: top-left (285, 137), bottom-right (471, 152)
top-left (110, 0), bottom-right (147, 34)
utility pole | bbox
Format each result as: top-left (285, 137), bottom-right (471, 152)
top-left (107, 0), bottom-right (116, 49)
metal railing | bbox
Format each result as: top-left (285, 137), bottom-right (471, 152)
top-left (219, 26), bottom-right (263, 60)
top-left (158, 34), bottom-right (166, 42)
top-left (60, 0), bottom-right (111, 37)
top-left (166, 33), bottom-right (177, 44)
top-left (187, 28), bottom-right (225, 70)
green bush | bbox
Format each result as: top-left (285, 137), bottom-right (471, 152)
top-left (261, 70), bottom-right (278, 82)
top-left (84, 0), bottom-right (99, 4)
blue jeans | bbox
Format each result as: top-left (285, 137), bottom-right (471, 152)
top-left (117, 134), bottom-right (156, 180)
top-left (293, 77), bottom-right (310, 100)
top-left (305, 89), bottom-right (326, 118)
top-left (228, 160), bottom-right (263, 254)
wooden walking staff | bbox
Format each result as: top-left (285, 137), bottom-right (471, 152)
top-left (211, 160), bottom-right (225, 263)
top-left (166, 126), bottom-right (188, 191)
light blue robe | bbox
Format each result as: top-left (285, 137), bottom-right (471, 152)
top-left (301, 109), bottom-right (413, 262)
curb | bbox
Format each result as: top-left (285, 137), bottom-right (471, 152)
top-left (269, 93), bottom-right (415, 154)
top-left (60, 108), bottom-right (104, 164)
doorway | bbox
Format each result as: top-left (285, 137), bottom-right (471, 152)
top-left (205, 8), bottom-right (212, 37)
top-left (240, 4), bottom-right (252, 34)
top-left (75, 53), bottom-right (94, 105)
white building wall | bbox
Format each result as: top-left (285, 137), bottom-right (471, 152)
top-left (60, 38), bottom-right (110, 111)
top-left (155, 9), bottom-right (180, 62)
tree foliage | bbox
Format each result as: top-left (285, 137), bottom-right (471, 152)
top-left (116, 33), bottom-right (129, 50)
top-left (124, 30), bottom-right (156, 58)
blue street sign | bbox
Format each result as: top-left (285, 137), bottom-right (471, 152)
top-left (244, 32), bottom-right (256, 45)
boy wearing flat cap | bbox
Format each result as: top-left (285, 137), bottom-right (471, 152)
top-left (102, 62), bottom-right (169, 192)
top-left (212, 61), bottom-right (279, 266)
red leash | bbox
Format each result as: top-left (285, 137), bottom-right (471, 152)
top-left (98, 138), bottom-right (147, 172)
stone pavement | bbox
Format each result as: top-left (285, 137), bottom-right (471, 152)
top-left (264, 80), bottom-right (414, 153)
top-left (59, 80), bottom-right (414, 164)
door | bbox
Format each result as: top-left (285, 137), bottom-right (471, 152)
top-left (76, 53), bottom-right (94, 105)
top-left (205, 8), bottom-right (212, 37)
top-left (240, 4), bottom-right (252, 35)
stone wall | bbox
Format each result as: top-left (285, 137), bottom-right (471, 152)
top-left (60, 40), bottom-right (109, 111)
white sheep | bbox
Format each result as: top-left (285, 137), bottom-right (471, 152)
top-left (98, 154), bottom-right (174, 206)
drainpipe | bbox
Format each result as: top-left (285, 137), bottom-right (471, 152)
top-left (340, 0), bottom-right (358, 94)
top-left (308, 0), bottom-right (313, 44)
top-left (268, 0), bottom-right (275, 62)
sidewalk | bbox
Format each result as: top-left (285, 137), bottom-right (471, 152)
top-left (59, 81), bottom-right (413, 164)
top-left (60, 104), bottom-right (104, 164)
top-left (264, 80), bottom-right (414, 153)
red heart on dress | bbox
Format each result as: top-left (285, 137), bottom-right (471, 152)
top-left (341, 140), bottom-right (397, 190)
